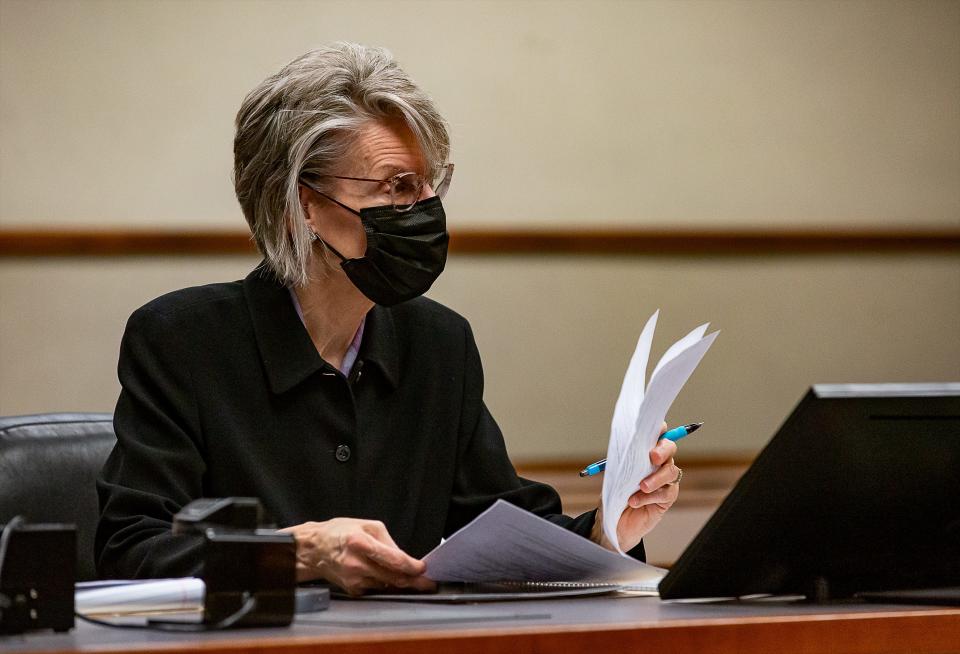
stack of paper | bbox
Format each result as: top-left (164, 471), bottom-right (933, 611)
top-left (602, 310), bottom-right (718, 551)
top-left (424, 500), bottom-right (665, 590)
top-left (75, 578), bottom-right (203, 614)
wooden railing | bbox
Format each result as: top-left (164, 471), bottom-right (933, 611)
top-left (1, 227), bottom-right (958, 257)
top-left (515, 457), bottom-right (751, 517)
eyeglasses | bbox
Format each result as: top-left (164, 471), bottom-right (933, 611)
top-left (308, 163), bottom-right (454, 213)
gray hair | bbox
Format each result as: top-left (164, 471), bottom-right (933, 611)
top-left (233, 43), bottom-right (450, 286)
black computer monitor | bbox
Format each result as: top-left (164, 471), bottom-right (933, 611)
top-left (659, 383), bottom-right (960, 601)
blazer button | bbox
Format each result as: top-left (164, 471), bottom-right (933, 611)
top-left (335, 444), bottom-right (351, 462)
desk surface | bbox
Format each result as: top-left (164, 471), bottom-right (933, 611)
top-left (3, 596), bottom-right (959, 654)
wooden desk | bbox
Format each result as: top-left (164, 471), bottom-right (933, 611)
top-left (3, 596), bottom-right (958, 654)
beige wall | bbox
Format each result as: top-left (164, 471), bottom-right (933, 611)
top-left (2, 0), bottom-right (958, 229)
top-left (1, 0), bottom-right (959, 460)
top-left (2, 253), bottom-right (958, 459)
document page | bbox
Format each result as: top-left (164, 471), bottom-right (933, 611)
top-left (75, 578), bottom-right (204, 614)
top-left (601, 311), bottom-right (718, 551)
top-left (424, 500), bottom-right (665, 586)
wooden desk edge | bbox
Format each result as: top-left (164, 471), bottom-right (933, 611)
top-left (16, 606), bottom-right (960, 654)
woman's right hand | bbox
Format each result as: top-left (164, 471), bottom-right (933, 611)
top-left (279, 518), bottom-right (436, 596)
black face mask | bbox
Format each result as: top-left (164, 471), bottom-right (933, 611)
top-left (319, 196), bottom-right (449, 306)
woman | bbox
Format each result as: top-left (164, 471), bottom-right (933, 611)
top-left (95, 43), bottom-right (681, 595)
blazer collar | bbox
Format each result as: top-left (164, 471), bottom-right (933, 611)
top-left (244, 265), bottom-right (399, 394)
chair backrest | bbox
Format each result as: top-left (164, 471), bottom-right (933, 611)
top-left (0, 413), bottom-right (115, 581)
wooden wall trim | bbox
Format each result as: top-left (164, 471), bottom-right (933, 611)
top-left (1, 227), bottom-right (958, 257)
top-left (516, 458), bottom-right (750, 516)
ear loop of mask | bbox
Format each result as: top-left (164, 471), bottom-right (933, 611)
top-left (306, 225), bottom-right (348, 262)
top-left (302, 185), bottom-right (357, 263)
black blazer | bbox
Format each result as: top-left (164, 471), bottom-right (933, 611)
top-left (95, 266), bottom-right (642, 578)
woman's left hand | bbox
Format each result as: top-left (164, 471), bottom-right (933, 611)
top-left (592, 428), bottom-right (681, 552)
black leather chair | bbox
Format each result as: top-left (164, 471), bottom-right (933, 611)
top-left (0, 413), bottom-right (115, 581)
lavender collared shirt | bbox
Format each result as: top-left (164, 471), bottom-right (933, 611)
top-left (288, 288), bottom-right (365, 377)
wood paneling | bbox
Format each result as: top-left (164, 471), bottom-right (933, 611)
top-left (1, 227), bottom-right (958, 257)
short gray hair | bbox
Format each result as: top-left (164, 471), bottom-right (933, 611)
top-left (233, 43), bottom-right (450, 286)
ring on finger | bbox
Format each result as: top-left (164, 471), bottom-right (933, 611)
top-left (670, 467), bottom-right (683, 484)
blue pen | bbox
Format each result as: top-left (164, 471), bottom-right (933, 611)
top-left (578, 422), bottom-right (702, 477)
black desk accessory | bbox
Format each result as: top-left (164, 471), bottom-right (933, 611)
top-left (659, 383), bottom-right (960, 601)
top-left (294, 587), bottom-right (331, 613)
top-left (172, 497), bottom-right (264, 535)
top-left (173, 497), bottom-right (296, 628)
top-left (856, 586), bottom-right (960, 606)
top-left (0, 518), bottom-right (76, 634)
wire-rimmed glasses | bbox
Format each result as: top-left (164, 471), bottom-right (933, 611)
top-left (310, 163), bottom-right (454, 213)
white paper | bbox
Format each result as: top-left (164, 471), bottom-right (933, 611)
top-left (75, 578), bottom-right (204, 614)
top-left (424, 500), bottom-right (665, 586)
top-left (75, 579), bottom-right (148, 590)
top-left (602, 311), bottom-right (718, 551)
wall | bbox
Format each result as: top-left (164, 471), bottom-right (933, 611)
top-left (2, 0), bottom-right (958, 229)
top-left (1, 0), bottom-right (958, 461)
top-left (2, 252), bottom-right (958, 460)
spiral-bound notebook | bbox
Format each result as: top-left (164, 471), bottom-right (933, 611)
top-left (352, 580), bottom-right (659, 603)
top-left (348, 583), bottom-right (625, 603)
top-left (501, 579), bottom-right (660, 594)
